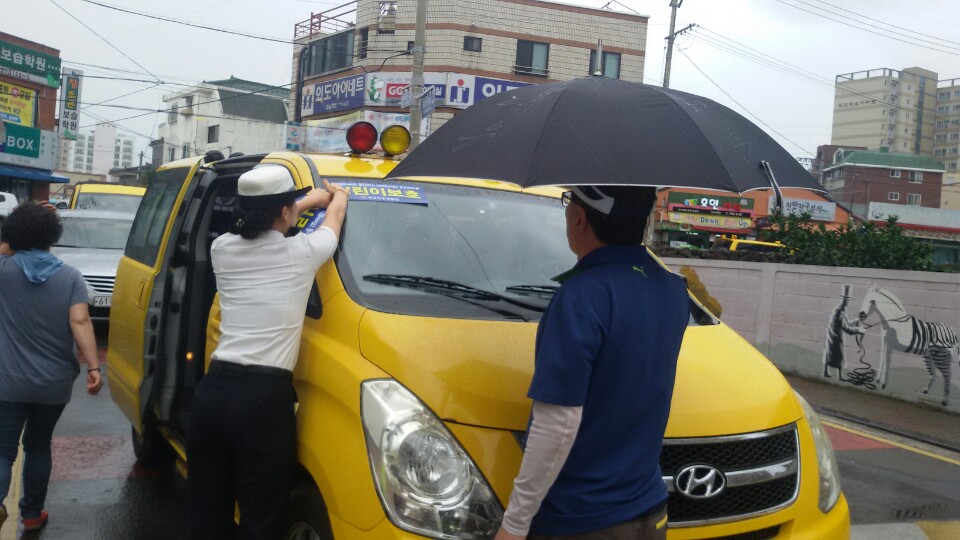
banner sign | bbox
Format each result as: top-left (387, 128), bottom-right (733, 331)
top-left (770, 197), bottom-right (837, 221)
top-left (0, 127), bottom-right (58, 169)
top-left (0, 40), bottom-right (61, 88)
top-left (300, 73), bottom-right (365, 116)
top-left (297, 182), bottom-right (426, 233)
top-left (445, 74), bottom-right (531, 109)
top-left (668, 211), bottom-right (754, 230)
top-left (0, 122), bottom-right (41, 158)
top-left (0, 81), bottom-right (35, 127)
top-left (668, 191), bottom-right (754, 212)
top-left (365, 72), bottom-right (446, 107)
top-left (58, 68), bottom-right (83, 140)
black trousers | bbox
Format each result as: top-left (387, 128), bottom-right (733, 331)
top-left (187, 361), bottom-right (297, 540)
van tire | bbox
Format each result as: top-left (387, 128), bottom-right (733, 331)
top-left (283, 483), bottom-right (333, 540)
top-left (131, 423), bottom-right (173, 468)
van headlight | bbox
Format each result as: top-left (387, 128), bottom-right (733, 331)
top-left (361, 379), bottom-right (502, 539)
top-left (795, 392), bottom-right (841, 513)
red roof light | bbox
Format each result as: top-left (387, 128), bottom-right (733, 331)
top-left (346, 122), bottom-right (378, 154)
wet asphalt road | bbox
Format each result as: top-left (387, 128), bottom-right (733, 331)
top-left (2, 325), bottom-right (959, 539)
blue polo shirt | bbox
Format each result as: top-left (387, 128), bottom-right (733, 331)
top-left (528, 245), bottom-right (689, 535)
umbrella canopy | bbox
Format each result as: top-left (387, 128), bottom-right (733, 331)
top-left (387, 77), bottom-right (823, 195)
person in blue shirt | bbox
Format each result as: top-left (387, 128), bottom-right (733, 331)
top-left (496, 185), bottom-right (689, 540)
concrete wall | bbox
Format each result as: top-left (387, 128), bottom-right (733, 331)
top-left (662, 257), bottom-right (960, 412)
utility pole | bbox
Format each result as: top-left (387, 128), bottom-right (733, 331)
top-left (662, 0), bottom-right (683, 88)
top-left (409, 0), bottom-right (428, 149)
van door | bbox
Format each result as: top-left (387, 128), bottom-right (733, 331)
top-left (107, 160), bottom-right (204, 431)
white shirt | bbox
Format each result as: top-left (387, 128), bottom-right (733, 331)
top-left (210, 226), bottom-right (338, 371)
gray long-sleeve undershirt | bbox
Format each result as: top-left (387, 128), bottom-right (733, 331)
top-left (501, 401), bottom-right (584, 536)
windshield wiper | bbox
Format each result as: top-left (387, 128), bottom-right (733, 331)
top-left (363, 274), bottom-right (546, 313)
top-left (505, 284), bottom-right (559, 298)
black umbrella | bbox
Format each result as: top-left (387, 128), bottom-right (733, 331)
top-left (387, 77), bottom-right (823, 203)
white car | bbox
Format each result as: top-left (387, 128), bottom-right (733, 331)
top-left (51, 210), bottom-right (135, 321)
top-left (0, 191), bottom-right (18, 220)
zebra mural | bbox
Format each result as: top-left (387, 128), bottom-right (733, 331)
top-left (858, 286), bottom-right (960, 406)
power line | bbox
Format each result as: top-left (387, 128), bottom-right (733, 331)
top-left (807, 0), bottom-right (960, 47)
top-left (773, 0), bottom-right (960, 56)
top-left (676, 48), bottom-right (813, 158)
top-left (48, 0), bottom-right (162, 82)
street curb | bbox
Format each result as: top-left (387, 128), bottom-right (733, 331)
top-left (815, 405), bottom-right (960, 454)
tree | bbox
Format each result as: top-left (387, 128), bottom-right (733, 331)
top-left (759, 212), bottom-right (933, 271)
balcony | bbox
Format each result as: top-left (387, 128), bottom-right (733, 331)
top-left (294, 1), bottom-right (357, 39)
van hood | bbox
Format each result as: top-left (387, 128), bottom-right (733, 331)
top-left (358, 311), bottom-right (801, 434)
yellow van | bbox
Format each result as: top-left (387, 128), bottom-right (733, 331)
top-left (712, 235), bottom-right (786, 253)
top-left (107, 136), bottom-right (849, 539)
top-left (69, 181), bottom-right (146, 213)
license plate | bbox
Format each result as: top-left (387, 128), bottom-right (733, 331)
top-left (93, 296), bottom-right (112, 307)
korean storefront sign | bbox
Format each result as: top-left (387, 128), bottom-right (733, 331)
top-left (364, 72), bottom-right (446, 107)
top-left (58, 68), bottom-right (83, 140)
top-left (444, 74), bottom-right (531, 109)
top-left (0, 125), bottom-right (57, 169)
top-left (668, 211), bottom-right (754, 230)
top-left (0, 40), bottom-right (61, 88)
top-left (667, 191), bottom-right (754, 214)
top-left (769, 197), bottom-right (837, 221)
top-left (300, 73), bottom-right (366, 117)
top-left (0, 81), bottom-right (35, 127)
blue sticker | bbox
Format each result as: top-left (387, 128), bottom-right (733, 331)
top-left (296, 181), bottom-right (428, 234)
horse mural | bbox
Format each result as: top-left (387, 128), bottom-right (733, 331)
top-left (857, 286), bottom-right (959, 406)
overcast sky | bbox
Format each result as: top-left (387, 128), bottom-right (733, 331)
top-left (8, 0), bottom-right (959, 162)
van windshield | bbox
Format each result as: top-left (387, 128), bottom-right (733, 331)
top-left (337, 181), bottom-right (573, 321)
top-left (75, 193), bottom-right (143, 213)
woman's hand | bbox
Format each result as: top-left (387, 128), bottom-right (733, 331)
top-left (296, 186), bottom-right (333, 213)
top-left (323, 179), bottom-right (349, 200)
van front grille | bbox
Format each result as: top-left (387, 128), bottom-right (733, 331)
top-left (661, 424), bottom-right (800, 527)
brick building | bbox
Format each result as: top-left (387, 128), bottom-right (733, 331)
top-left (821, 148), bottom-right (945, 218)
top-left (288, 0), bottom-right (646, 149)
top-left (0, 31), bottom-right (66, 202)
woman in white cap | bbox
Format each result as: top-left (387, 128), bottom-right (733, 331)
top-left (186, 165), bottom-right (348, 539)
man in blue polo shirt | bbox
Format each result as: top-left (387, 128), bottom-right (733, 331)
top-left (496, 185), bottom-right (689, 540)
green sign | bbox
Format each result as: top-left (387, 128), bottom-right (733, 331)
top-left (0, 40), bottom-right (61, 88)
top-left (668, 191), bottom-right (755, 211)
top-left (0, 122), bottom-right (41, 158)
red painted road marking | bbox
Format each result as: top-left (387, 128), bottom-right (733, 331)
top-left (51, 436), bottom-right (169, 481)
top-left (825, 425), bottom-right (896, 452)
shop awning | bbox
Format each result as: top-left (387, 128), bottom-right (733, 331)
top-left (0, 164), bottom-right (69, 183)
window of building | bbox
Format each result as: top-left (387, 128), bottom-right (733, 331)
top-left (890, 169), bottom-right (901, 177)
top-left (937, 120), bottom-right (948, 129)
top-left (208, 125), bottom-right (220, 143)
top-left (902, 142), bottom-right (908, 150)
top-left (936, 134), bottom-right (947, 142)
top-left (936, 149), bottom-right (948, 157)
top-left (951, 148), bottom-right (960, 155)
top-left (515, 40), bottom-right (549, 77)
top-left (949, 161), bottom-right (958, 170)
top-left (938, 106), bottom-right (950, 114)
top-left (168, 147), bottom-right (175, 162)
top-left (407, 41), bottom-right (415, 52)
top-left (888, 192), bottom-right (900, 201)
top-left (954, 104), bottom-right (960, 112)
top-left (907, 193), bottom-right (921, 205)
top-left (909, 171), bottom-right (923, 183)
top-left (185, 95), bottom-right (193, 109)
top-left (168, 103), bottom-right (178, 124)
top-left (303, 30), bottom-right (355, 77)
top-left (182, 145), bottom-right (189, 159)
top-left (940, 91), bottom-right (951, 100)
top-left (359, 28), bottom-right (369, 59)
top-left (463, 36), bottom-right (482, 52)
top-left (952, 133), bottom-right (960, 141)
top-left (588, 50), bottom-right (621, 79)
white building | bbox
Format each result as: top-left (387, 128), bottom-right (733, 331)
top-left (58, 124), bottom-right (135, 175)
top-left (154, 76), bottom-right (289, 165)
top-left (291, 0), bottom-right (646, 137)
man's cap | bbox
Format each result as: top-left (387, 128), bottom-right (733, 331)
top-left (570, 185), bottom-right (656, 219)
top-left (237, 166), bottom-right (310, 209)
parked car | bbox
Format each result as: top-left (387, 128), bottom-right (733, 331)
top-left (69, 182), bottom-right (146, 213)
top-left (712, 235), bottom-right (787, 253)
top-left (48, 195), bottom-right (69, 209)
top-left (0, 191), bottom-right (18, 220)
top-left (51, 209), bottom-right (135, 321)
top-left (107, 128), bottom-right (849, 540)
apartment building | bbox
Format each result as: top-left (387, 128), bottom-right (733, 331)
top-left (57, 125), bottom-right (135, 175)
top-left (154, 76), bottom-right (289, 165)
top-left (933, 77), bottom-right (960, 185)
top-left (289, 0), bottom-right (646, 142)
